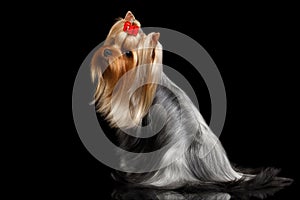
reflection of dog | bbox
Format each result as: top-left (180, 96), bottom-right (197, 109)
top-left (112, 184), bottom-right (285, 200)
top-left (112, 186), bottom-right (231, 200)
top-left (91, 11), bottom-right (292, 190)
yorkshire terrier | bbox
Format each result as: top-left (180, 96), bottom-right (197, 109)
top-left (91, 11), bottom-right (292, 191)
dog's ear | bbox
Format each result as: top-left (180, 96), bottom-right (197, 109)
top-left (124, 11), bottom-right (135, 21)
top-left (152, 32), bottom-right (160, 43)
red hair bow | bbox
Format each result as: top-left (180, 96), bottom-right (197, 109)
top-left (123, 21), bottom-right (139, 36)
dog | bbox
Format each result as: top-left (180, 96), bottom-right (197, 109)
top-left (91, 11), bottom-right (292, 191)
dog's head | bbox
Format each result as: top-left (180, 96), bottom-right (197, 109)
top-left (91, 11), bottom-right (162, 128)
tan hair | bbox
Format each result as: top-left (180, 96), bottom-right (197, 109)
top-left (91, 18), bottom-right (162, 129)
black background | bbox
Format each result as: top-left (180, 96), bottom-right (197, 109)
top-left (27, 1), bottom-right (298, 199)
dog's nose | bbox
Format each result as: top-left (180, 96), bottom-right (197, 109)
top-left (103, 49), bottom-right (112, 57)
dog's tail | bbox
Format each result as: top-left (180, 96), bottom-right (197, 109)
top-left (185, 126), bottom-right (293, 194)
top-left (184, 168), bottom-right (292, 197)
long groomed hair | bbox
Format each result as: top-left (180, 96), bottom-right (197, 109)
top-left (91, 15), bottom-right (161, 129)
top-left (91, 11), bottom-right (293, 192)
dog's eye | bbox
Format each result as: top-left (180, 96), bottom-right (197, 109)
top-left (124, 51), bottom-right (133, 57)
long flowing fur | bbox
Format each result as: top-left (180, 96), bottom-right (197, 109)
top-left (91, 11), bottom-right (293, 191)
